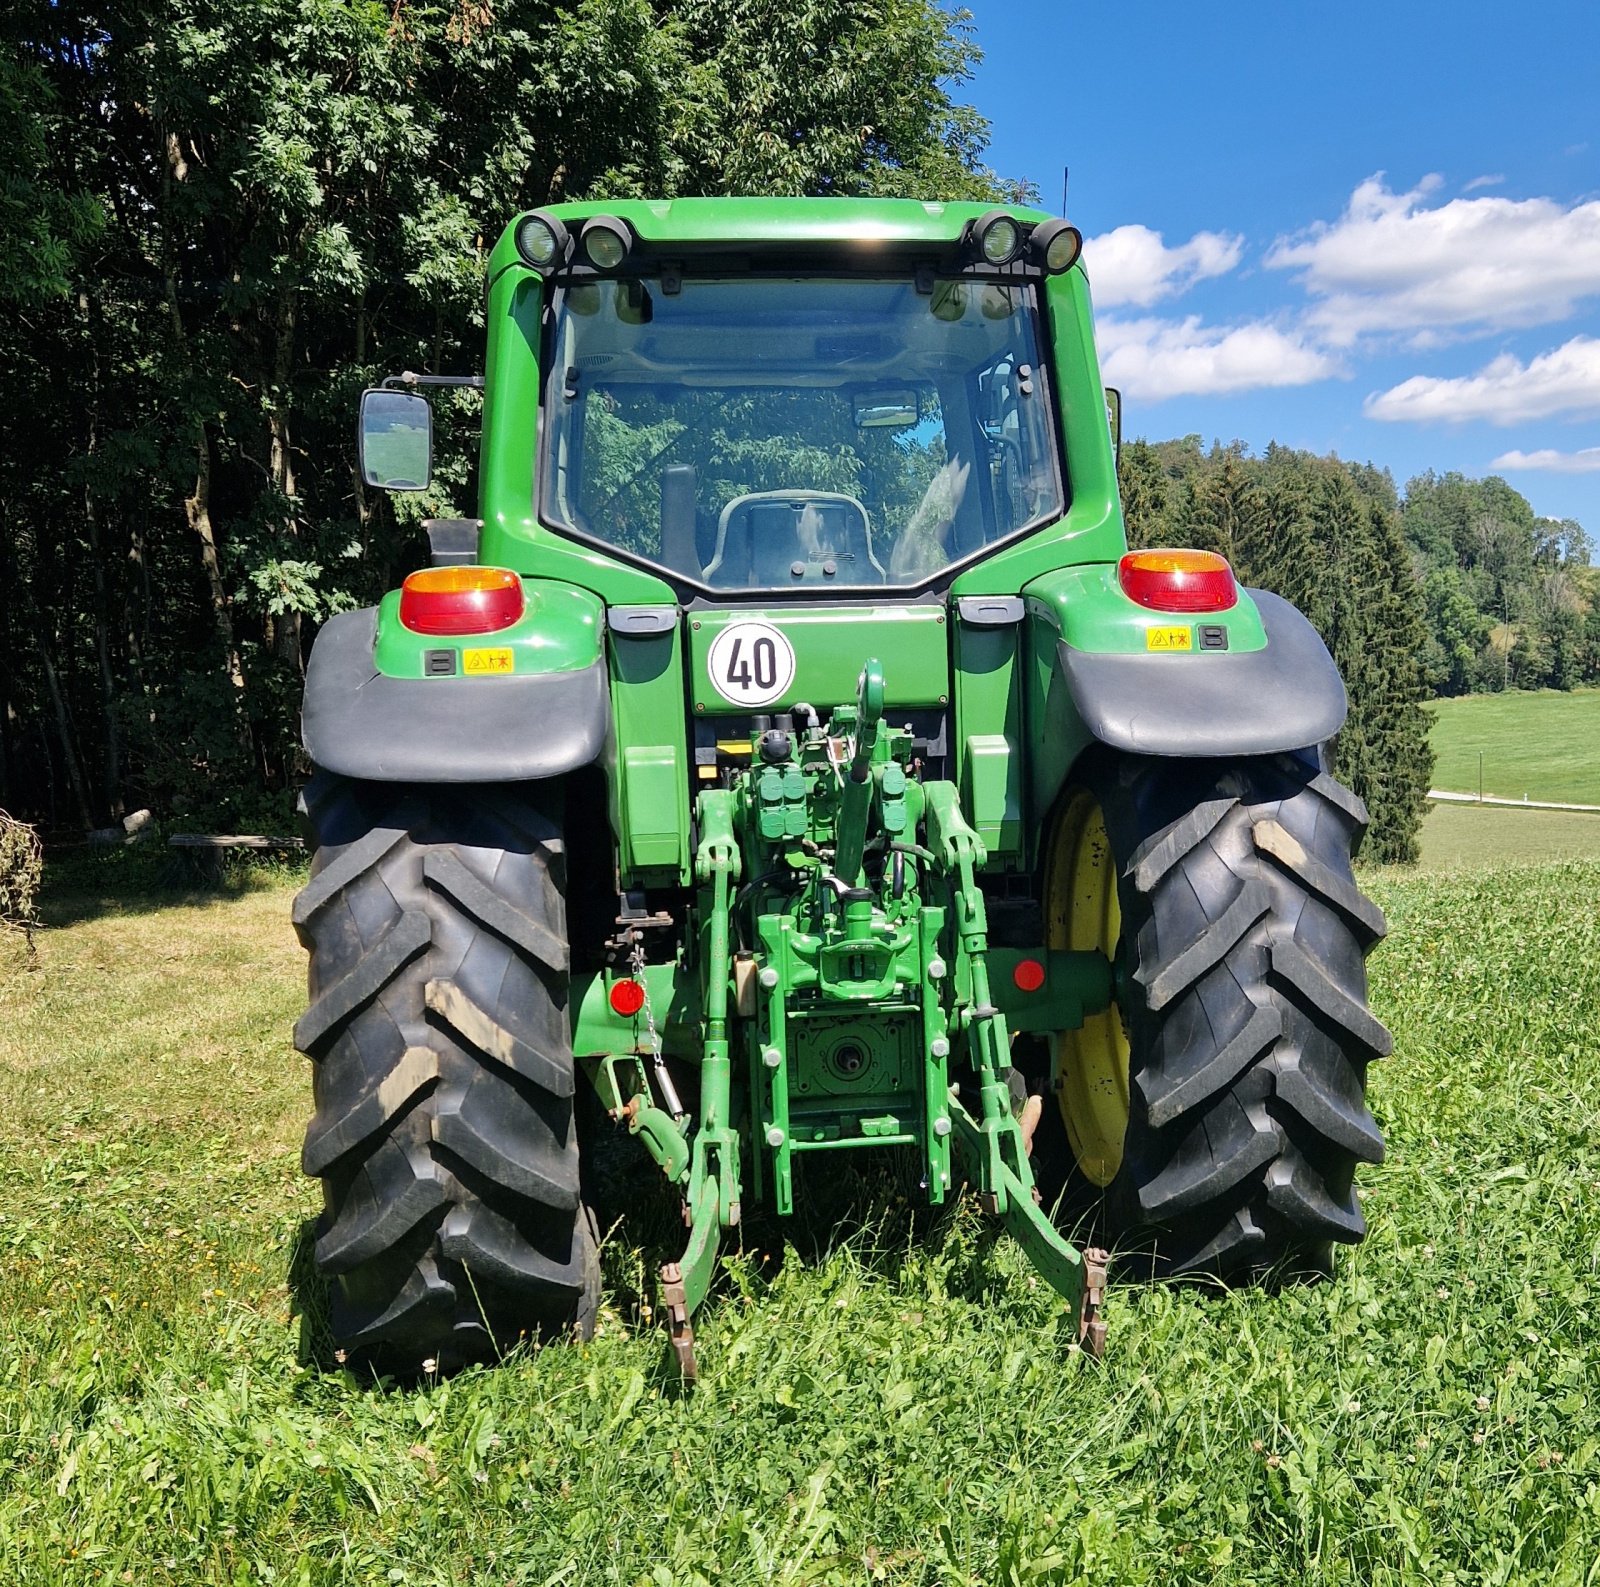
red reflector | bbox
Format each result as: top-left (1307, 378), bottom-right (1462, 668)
top-left (1118, 549), bottom-right (1238, 613)
top-left (399, 566), bottom-right (525, 635)
top-left (1013, 958), bottom-right (1046, 993)
top-left (608, 978), bottom-right (646, 1017)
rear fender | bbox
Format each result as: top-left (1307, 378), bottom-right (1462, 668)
top-left (301, 579), bottom-right (610, 783)
top-left (1024, 564), bottom-right (1346, 814)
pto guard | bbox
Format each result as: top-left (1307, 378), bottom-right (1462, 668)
top-left (301, 598), bottom-right (610, 783)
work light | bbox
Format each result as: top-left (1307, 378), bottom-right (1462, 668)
top-left (1030, 218), bottom-right (1083, 274)
top-left (580, 216), bottom-right (633, 271)
top-left (514, 211), bottom-right (570, 273)
top-left (970, 209), bottom-right (1022, 266)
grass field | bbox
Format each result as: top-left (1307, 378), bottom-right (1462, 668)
top-left (2, 859), bottom-right (1598, 1585)
top-left (1412, 803), bottom-right (1600, 869)
top-left (1429, 688), bottom-right (1600, 804)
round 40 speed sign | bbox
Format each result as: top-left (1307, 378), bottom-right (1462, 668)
top-left (705, 620), bottom-right (796, 709)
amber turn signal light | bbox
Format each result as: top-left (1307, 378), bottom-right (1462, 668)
top-left (398, 566), bottom-right (525, 636)
top-left (1118, 549), bottom-right (1238, 613)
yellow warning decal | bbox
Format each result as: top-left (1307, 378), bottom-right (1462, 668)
top-left (1145, 626), bottom-right (1192, 652)
top-left (463, 646), bottom-right (514, 674)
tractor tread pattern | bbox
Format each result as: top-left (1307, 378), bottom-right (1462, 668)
top-left (1252, 817), bottom-right (1388, 947)
top-left (291, 820), bottom-right (413, 929)
top-left (1138, 1003), bottom-right (1281, 1129)
top-left (301, 1043), bottom-right (440, 1176)
top-left (1125, 795), bottom-right (1239, 892)
top-left (1136, 878), bottom-right (1272, 1011)
top-left (294, 774), bottom-right (596, 1367)
top-left (422, 850), bottom-right (569, 974)
top-left (423, 978), bottom-right (575, 1098)
top-left (293, 911), bottom-right (431, 1053)
top-left (1084, 753), bottom-right (1390, 1279)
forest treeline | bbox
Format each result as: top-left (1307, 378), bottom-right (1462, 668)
top-left (3, 1), bottom-right (1578, 867)
top-left (2, 0), bottom-right (1019, 840)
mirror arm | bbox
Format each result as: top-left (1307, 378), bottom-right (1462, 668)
top-left (381, 372), bottom-right (485, 390)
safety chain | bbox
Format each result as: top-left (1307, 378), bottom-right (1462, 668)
top-left (631, 932), bottom-right (685, 1122)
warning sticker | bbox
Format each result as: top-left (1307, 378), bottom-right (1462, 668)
top-left (463, 646), bottom-right (515, 675)
top-left (1145, 626), bottom-right (1192, 652)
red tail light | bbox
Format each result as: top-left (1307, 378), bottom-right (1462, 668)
top-left (1118, 549), bottom-right (1238, 613)
top-left (399, 567), bottom-right (525, 635)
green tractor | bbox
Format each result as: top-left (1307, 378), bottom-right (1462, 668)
top-left (294, 199), bottom-right (1390, 1376)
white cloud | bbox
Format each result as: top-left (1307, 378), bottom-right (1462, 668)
top-left (1462, 174), bottom-right (1505, 193)
top-left (1364, 336), bottom-right (1600, 425)
top-left (1490, 446), bottom-right (1600, 474)
top-left (1267, 175), bottom-right (1600, 346)
top-left (1084, 225), bottom-right (1243, 308)
top-left (1097, 315), bottom-right (1338, 402)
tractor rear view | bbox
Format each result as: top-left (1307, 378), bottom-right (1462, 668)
top-left (294, 199), bottom-right (1389, 1375)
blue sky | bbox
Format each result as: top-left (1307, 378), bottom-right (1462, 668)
top-left (967, 0), bottom-right (1600, 533)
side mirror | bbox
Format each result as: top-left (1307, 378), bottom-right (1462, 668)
top-left (358, 389), bottom-right (433, 490)
top-left (1105, 387), bottom-right (1122, 467)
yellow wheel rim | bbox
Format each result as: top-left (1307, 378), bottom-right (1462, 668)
top-left (1045, 789), bottom-right (1131, 1186)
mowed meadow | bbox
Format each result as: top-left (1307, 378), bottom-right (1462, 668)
top-left (2, 828), bottom-right (1598, 1583)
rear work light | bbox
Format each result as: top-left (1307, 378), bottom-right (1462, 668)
top-left (399, 566), bottom-right (525, 636)
top-left (1118, 549), bottom-right (1238, 613)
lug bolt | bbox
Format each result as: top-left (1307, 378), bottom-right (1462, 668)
top-left (933, 1116), bottom-right (951, 1137)
top-left (758, 967), bottom-right (779, 989)
top-left (928, 957), bottom-right (946, 980)
top-left (930, 1037), bottom-right (949, 1058)
top-left (766, 1126), bottom-right (785, 1147)
top-left (762, 1047), bottom-right (782, 1069)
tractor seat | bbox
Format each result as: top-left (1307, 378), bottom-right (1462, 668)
top-left (703, 491), bottom-right (885, 587)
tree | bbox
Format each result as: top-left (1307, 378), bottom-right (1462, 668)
top-left (0, 0), bottom-right (1022, 830)
top-left (1116, 439), bottom-right (1170, 549)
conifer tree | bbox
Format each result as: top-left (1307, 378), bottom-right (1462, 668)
top-left (1116, 439), bottom-right (1170, 549)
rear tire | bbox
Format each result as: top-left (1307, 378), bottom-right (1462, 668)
top-left (1038, 752), bottom-right (1391, 1278)
top-left (293, 774), bottom-right (599, 1370)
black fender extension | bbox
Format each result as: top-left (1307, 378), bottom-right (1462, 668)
top-left (1058, 590), bottom-right (1347, 758)
top-left (301, 608), bottom-right (610, 782)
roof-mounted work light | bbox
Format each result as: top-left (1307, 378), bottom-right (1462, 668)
top-left (514, 211), bottom-right (571, 273)
top-left (1029, 218), bottom-right (1083, 274)
top-left (580, 215), bottom-right (634, 271)
top-left (968, 208), bottom-right (1023, 266)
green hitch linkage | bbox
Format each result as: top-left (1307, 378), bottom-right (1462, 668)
top-left (662, 788), bottom-right (743, 1382)
top-left (924, 783), bottom-right (1110, 1356)
top-left (831, 659), bottom-right (884, 887)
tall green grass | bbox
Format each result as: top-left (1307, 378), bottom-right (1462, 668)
top-left (1, 862), bottom-right (1597, 1584)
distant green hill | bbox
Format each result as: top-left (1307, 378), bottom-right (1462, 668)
top-left (1429, 688), bottom-right (1600, 805)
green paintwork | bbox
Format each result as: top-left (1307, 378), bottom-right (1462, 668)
top-left (986, 947), bottom-right (1114, 1032)
top-left (609, 618), bottom-right (692, 885)
top-left (949, 272), bottom-right (1126, 596)
top-left (1025, 563), bottom-right (1268, 656)
top-left (371, 578), bottom-right (604, 678)
top-left (476, 269), bottom-right (678, 602)
top-left (951, 613), bottom-right (1025, 864)
top-left (571, 963), bottom-right (701, 1060)
top-left (689, 605), bottom-right (950, 716)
